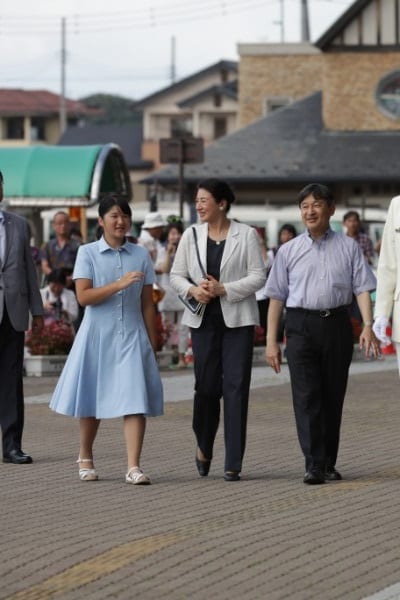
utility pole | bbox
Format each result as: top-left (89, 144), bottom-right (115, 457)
top-left (170, 36), bottom-right (176, 84)
top-left (301, 0), bottom-right (310, 42)
top-left (274, 0), bottom-right (285, 43)
top-left (60, 16), bottom-right (67, 135)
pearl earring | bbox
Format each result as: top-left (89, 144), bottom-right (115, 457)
top-left (220, 206), bottom-right (224, 210)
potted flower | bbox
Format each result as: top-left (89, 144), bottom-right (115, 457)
top-left (24, 321), bottom-right (75, 377)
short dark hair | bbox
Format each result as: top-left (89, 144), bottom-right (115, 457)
top-left (297, 183), bottom-right (334, 207)
top-left (279, 223), bottom-right (297, 238)
top-left (47, 268), bottom-right (67, 286)
top-left (98, 193), bottom-right (132, 219)
top-left (167, 222), bottom-right (183, 236)
top-left (196, 178), bottom-right (235, 213)
top-left (343, 210), bottom-right (360, 222)
top-left (52, 211), bottom-right (70, 228)
top-left (0, 171), bottom-right (3, 185)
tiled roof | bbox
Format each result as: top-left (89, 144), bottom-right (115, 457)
top-left (141, 92), bottom-right (400, 184)
top-left (58, 123), bottom-right (153, 169)
top-left (178, 80), bottom-right (238, 108)
top-left (0, 89), bottom-right (98, 115)
top-left (135, 60), bottom-right (237, 107)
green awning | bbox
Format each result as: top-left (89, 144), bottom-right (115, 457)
top-left (0, 144), bottom-right (132, 207)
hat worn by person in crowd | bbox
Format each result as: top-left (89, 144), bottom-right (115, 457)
top-left (142, 212), bottom-right (166, 229)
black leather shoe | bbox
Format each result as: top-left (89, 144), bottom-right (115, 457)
top-left (303, 468), bottom-right (325, 485)
top-left (224, 471), bottom-right (241, 482)
top-left (3, 449), bottom-right (33, 464)
top-left (325, 467), bottom-right (342, 481)
top-left (195, 456), bottom-right (211, 477)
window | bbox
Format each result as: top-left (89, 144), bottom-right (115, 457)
top-left (214, 117), bottom-right (227, 139)
top-left (264, 96), bottom-right (291, 115)
top-left (214, 93), bottom-right (222, 107)
top-left (376, 70), bottom-right (400, 119)
top-left (170, 117), bottom-right (193, 138)
top-left (30, 117), bottom-right (46, 141)
top-left (6, 117), bottom-right (24, 139)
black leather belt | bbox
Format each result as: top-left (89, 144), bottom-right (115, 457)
top-left (286, 306), bottom-right (349, 318)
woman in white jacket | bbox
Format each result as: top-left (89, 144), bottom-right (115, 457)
top-left (170, 179), bottom-right (266, 482)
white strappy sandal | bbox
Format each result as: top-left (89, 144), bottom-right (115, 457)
top-left (125, 467), bottom-right (151, 485)
top-left (76, 457), bottom-right (98, 481)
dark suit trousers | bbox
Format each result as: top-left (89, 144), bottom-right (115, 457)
top-left (285, 309), bottom-right (353, 471)
top-left (0, 307), bottom-right (25, 456)
top-left (191, 312), bottom-right (254, 472)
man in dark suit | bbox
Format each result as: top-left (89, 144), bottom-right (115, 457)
top-left (0, 171), bottom-right (44, 464)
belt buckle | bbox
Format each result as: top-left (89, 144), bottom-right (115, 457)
top-left (319, 309), bottom-right (331, 318)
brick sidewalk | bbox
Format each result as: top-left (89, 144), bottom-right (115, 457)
top-left (1, 368), bottom-right (400, 599)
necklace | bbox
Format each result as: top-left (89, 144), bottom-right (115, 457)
top-left (209, 221), bottom-right (229, 245)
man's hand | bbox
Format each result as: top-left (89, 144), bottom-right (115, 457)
top-left (31, 315), bottom-right (44, 334)
top-left (359, 325), bottom-right (381, 358)
top-left (266, 341), bottom-right (282, 374)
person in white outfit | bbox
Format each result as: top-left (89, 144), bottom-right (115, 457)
top-left (170, 178), bottom-right (266, 482)
top-left (40, 268), bottom-right (79, 327)
top-left (156, 221), bottom-right (189, 368)
top-left (137, 212), bottom-right (166, 280)
top-left (373, 195), bottom-right (400, 366)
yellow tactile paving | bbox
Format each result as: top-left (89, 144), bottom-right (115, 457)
top-left (6, 531), bottom-right (190, 600)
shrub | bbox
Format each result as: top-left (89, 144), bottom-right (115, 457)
top-left (25, 321), bottom-right (74, 356)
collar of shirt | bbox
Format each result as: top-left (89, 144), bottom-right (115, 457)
top-left (98, 236), bottom-right (130, 254)
top-left (306, 227), bottom-right (333, 243)
top-left (265, 227), bottom-right (376, 310)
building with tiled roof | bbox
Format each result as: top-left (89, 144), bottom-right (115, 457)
top-left (136, 60), bottom-right (238, 169)
top-left (0, 89), bottom-right (99, 146)
top-left (141, 0), bottom-right (400, 242)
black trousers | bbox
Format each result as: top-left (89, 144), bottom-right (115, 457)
top-left (191, 312), bottom-right (254, 472)
top-left (0, 307), bottom-right (25, 456)
top-left (285, 308), bottom-right (353, 472)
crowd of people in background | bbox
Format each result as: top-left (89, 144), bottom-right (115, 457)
top-left (27, 198), bottom-right (381, 369)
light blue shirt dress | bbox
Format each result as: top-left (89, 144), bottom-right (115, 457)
top-left (50, 237), bottom-right (164, 419)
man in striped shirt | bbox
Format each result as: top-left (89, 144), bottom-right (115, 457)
top-left (265, 183), bottom-right (379, 485)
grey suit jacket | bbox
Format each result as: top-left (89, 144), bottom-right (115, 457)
top-left (0, 211), bottom-right (43, 331)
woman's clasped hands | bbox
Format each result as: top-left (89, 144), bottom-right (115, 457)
top-left (192, 275), bottom-right (225, 303)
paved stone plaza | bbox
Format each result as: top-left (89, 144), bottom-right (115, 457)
top-left (1, 356), bottom-right (400, 599)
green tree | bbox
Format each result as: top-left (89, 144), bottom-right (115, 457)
top-left (80, 93), bottom-right (141, 124)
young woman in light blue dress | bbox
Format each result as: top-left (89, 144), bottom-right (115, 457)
top-left (50, 194), bottom-right (163, 485)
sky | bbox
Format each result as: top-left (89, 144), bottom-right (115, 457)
top-left (0, 0), bottom-right (354, 101)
